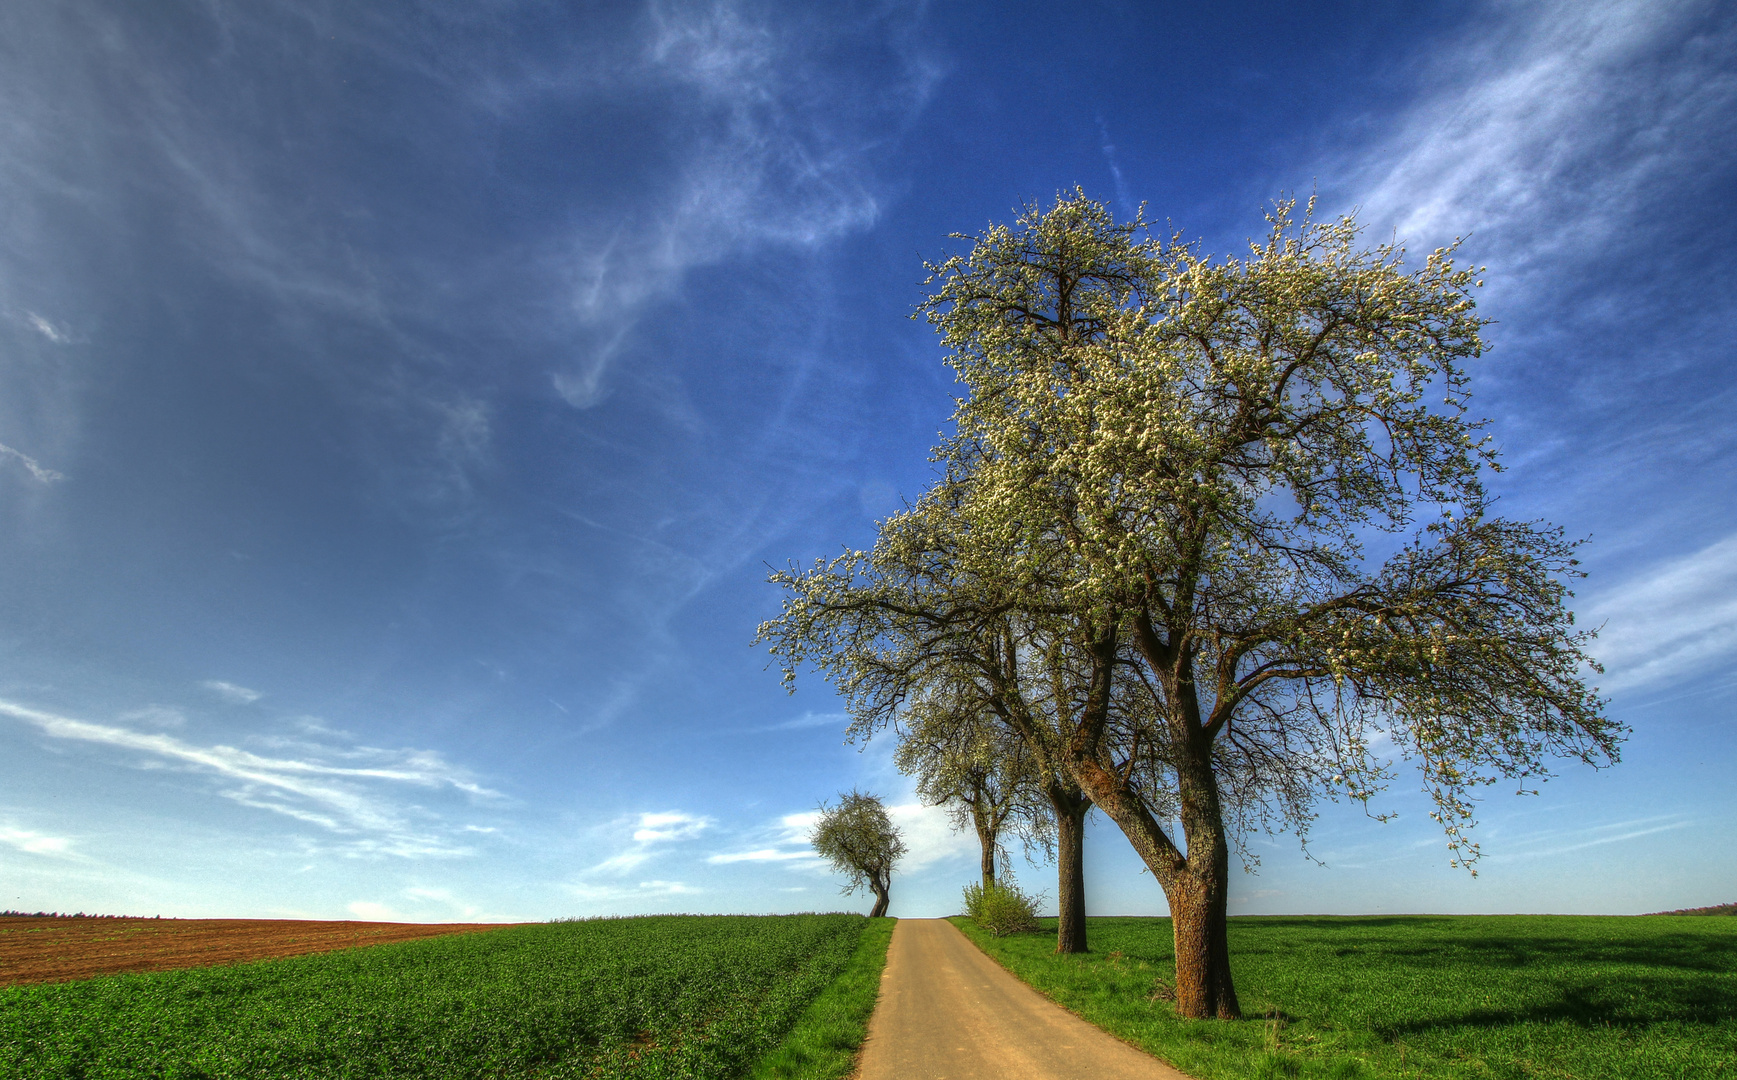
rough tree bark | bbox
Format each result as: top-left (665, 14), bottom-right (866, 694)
top-left (1049, 781), bottom-right (1091, 954)
top-left (1162, 748), bottom-right (1239, 1020)
top-left (1071, 749), bottom-right (1238, 1018)
top-left (1039, 618), bottom-right (1242, 1017)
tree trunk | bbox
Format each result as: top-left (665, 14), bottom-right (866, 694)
top-left (1049, 782), bottom-right (1091, 954)
top-left (1054, 620), bottom-right (1243, 1020)
top-left (868, 886), bottom-right (890, 918)
top-left (1167, 870), bottom-right (1237, 1019)
top-left (1169, 733), bottom-right (1240, 1019)
top-left (1068, 751), bottom-right (1241, 1019)
top-left (974, 812), bottom-right (998, 889)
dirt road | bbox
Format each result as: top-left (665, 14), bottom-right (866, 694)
top-left (855, 918), bottom-right (1193, 1080)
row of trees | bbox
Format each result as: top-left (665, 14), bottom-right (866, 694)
top-left (764, 193), bottom-right (1622, 1020)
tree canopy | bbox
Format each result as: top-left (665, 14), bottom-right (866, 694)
top-left (810, 790), bottom-right (905, 918)
top-left (762, 192), bottom-right (1621, 1019)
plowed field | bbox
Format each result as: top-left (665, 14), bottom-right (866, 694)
top-left (0, 916), bottom-right (516, 986)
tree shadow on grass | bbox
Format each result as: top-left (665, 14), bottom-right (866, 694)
top-left (1377, 974), bottom-right (1737, 1034)
top-left (1081, 917), bottom-right (1737, 1030)
top-left (1232, 917), bottom-right (1464, 931)
top-left (1234, 918), bottom-right (1737, 974)
top-left (1334, 928), bottom-right (1737, 976)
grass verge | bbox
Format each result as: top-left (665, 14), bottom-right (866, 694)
top-left (952, 914), bottom-right (1737, 1080)
top-left (747, 916), bottom-right (896, 1080)
top-left (0, 913), bottom-right (869, 1079)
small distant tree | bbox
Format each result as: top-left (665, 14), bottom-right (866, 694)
top-left (893, 687), bottom-right (1047, 889)
top-left (811, 790), bottom-right (906, 918)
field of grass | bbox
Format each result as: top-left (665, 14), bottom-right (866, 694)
top-left (953, 914), bottom-right (1737, 1080)
top-left (0, 913), bottom-right (873, 1079)
top-left (747, 916), bottom-right (895, 1080)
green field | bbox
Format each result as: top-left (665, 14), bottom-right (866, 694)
top-left (749, 916), bottom-right (895, 1080)
top-left (953, 914), bottom-right (1737, 1080)
top-left (0, 913), bottom-right (874, 1079)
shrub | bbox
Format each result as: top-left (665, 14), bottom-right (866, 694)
top-left (962, 881), bottom-right (1042, 937)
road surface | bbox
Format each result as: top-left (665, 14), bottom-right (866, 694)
top-left (855, 918), bottom-right (1194, 1080)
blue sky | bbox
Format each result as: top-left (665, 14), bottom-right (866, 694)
top-left (1, 0), bottom-right (1733, 922)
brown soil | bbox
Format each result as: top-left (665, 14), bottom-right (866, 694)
top-left (0, 916), bottom-right (521, 987)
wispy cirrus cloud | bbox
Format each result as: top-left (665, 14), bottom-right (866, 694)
top-left (565, 879), bottom-right (700, 903)
top-left (0, 1), bottom-right (938, 526)
top-left (588, 809), bottom-right (714, 874)
top-left (0, 700), bottom-right (498, 858)
top-left (752, 710), bottom-right (848, 733)
top-left (708, 809), bottom-right (818, 866)
top-left (633, 810), bottom-right (712, 843)
top-left (201, 680), bottom-right (262, 705)
top-left (1312, 0), bottom-right (1737, 640)
top-left (1581, 533), bottom-right (1737, 693)
top-left (0, 823), bottom-right (75, 859)
top-left (1334, 0), bottom-right (1737, 269)
top-left (1486, 812), bottom-right (1694, 862)
top-left (24, 312), bottom-right (70, 344)
top-left (707, 847), bottom-right (816, 865)
top-left (0, 442), bottom-right (63, 484)
top-left (544, 0), bottom-right (938, 408)
top-left (118, 706), bottom-right (187, 728)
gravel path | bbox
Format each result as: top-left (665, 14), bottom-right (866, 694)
top-left (855, 918), bottom-right (1194, 1080)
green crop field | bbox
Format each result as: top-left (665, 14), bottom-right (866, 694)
top-left (0, 913), bottom-right (873, 1079)
top-left (954, 914), bottom-right (1737, 1080)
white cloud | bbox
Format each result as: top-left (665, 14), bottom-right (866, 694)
top-left (0, 699), bottom-right (497, 858)
top-left (591, 850), bottom-right (653, 874)
top-left (25, 312), bottom-right (70, 343)
top-left (706, 847), bottom-right (817, 865)
top-left (712, 816), bottom-right (826, 868)
top-left (777, 809), bottom-right (820, 843)
top-left (585, 809), bottom-right (714, 876)
top-left (706, 809), bottom-right (823, 865)
top-left (1309, 0), bottom-right (1737, 698)
top-left (632, 810), bottom-right (712, 843)
top-left (201, 680), bottom-right (262, 704)
top-left (1581, 533), bottom-right (1737, 692)
top-left (1096, 115), bottom-right (1134, 219)
top-left (546, 0), bottom-right (934, 408)
top-left (0, 442), bottom-right (64, 484)
top-left (758, 711), bottom-right (849, 732)
top-left (0, 824), bottom-right (74, 858)
top-left (887, 801), bottom-right (975, 872)
top-left (565, 879), bottom-right (699, 903)
top-left (1330, 0), bottom-right (1737, 282)
top-left (1487, 813), bottom-right (1694, 862)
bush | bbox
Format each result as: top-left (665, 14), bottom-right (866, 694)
top-left (962, 881), bottom-right (1042, 937)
